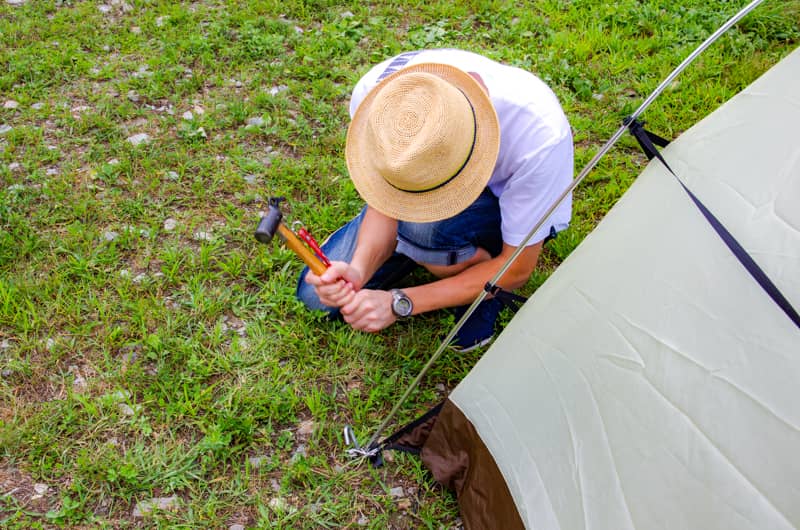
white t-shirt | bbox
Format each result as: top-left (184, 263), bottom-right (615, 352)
top-left (350, 49), bottom-right (574, 246)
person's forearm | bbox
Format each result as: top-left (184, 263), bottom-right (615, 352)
top-left (404, 243), bottom-right (542, 314)
top-left (349, 206), bottom-right (398, 288)
top-left (404, 258), bottom-right (504, 314)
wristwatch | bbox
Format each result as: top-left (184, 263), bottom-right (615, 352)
top-left (390, 289), bottom-right (413, 318)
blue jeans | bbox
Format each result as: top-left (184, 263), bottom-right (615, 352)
top-left (296, 188), bottom-right (503, 315)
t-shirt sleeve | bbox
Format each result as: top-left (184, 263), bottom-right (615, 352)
top-left (349, 58), bottom-right (393, 118)
top-left (498, 135), bottom-right (574, 246)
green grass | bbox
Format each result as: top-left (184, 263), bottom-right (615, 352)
top-left (1, 0), bottom-right (797, 527)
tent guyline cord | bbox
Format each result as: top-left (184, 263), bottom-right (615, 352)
top-left (345, 0), bottom-right (767, 460)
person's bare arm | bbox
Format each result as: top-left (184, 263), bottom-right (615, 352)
top-left (339, 241), bottom-right (542, 332)
top-left (406, 242), bottom-right (542, 313)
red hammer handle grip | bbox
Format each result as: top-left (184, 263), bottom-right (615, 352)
top-left (277, 224), bottom-right (327, 276)
top-left (296, 227), bottom-right (332, 267)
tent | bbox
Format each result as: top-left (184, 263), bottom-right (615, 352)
top-left (386, 46), bottom-right (800, 529)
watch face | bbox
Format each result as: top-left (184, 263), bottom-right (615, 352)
top-left (394, 297), bottom-right (412, 316)
top-left (392, 290), bottom-right (413, 317)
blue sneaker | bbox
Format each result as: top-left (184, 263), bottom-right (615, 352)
top-left (449, 298), bottom-right (503, 352)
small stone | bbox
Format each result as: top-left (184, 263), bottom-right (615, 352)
top-left (297, 419), bottom-right (314, 437)
top-left (167, 171), bottom-right (179, 180)
top-left (8, 162), bottom-right (21, 172)
top-left (103, 230), bottom-right (119, 241)
top-left (1, 369), bottom-right (12, 378)
top-left (118, 403), bottom-right (135, 416)
top-left (243, 174), bottom-right (258, 185)
top-left (127, 133), bottom-right (151, 146)
top-left (7, 0), bottom-right (28, 5)
top-left (341, 11), bottom-right (354, 18)
top-left (182, 111), bottom-right (193, 121)
top-left (120, 349), bottom-right (138, 365)
top-left (127, 91), bottom-right (140, 103)
top-left (592, 93), bottom-right (605, 101)
top-left (3, 100), bottom-right (19, 109)
top-left (289, 444), bottom-right (308, 462)
top-left (155, 16), bottom-right (167, 27)
top-left (131, 26), bottom-right (141, 34)
top-left (132, 273), bottom-right (147, 284)
top-left (113, 390), bottom-right (131, 401)
top-left (31, 102), bottom-right (44, 110)
top-left (0, 339), bottom-right (11, 349)
top-left (33, 483), bottom-right (49, 495)
top-left (98, 4), bottom-right (111, 14)
top-left (193, 231), bottom-right (213, 242)
top-left (294, 26), bottom-right (303, 34)
top-left (46, 168), bottom-right (59, 176)
top-left (0, 124), bottom-right (12, 135)
top-left (248, 455), bottom-right (267, 468)
top-left (132, 496), bottom-right (179, 517)
top-left (119, 269), bottom-right (131, 278)
top-left (246, 116), bottom-right (264, 127)
top-left (356, 515), bottom-right (369, 526)
top-left (192, 105), bottom-right (205, 115)
top-left (229, 525), bottom-right (245, 530)
top-left (389, 486), bottom-right (404, 498)
top-left (268, 497), bottom-right (290, 512)
top-left (72, 374), bottom-right (87, 389)
top-left (435, 383), bottom-right (446, 392)
top-left (269, 85), bottom-right (288, 96)
top-left (133, 65), bottom-right (151, 78)
top-left (163, 218), bottom-right (177, 231)
top-left (69, 365), bottom-right (87, 389)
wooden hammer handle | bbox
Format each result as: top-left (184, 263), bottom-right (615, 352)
top-left (277, 223), bottom-right (327, 276)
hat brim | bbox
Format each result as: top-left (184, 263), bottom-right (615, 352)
top-left (346, 63), bottom-right (500, 223)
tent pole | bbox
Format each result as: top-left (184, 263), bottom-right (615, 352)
top-left (354, 0), bottom-right (767, 457)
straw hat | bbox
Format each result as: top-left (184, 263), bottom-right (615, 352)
top-left (345, 63), bottom-right (500, 223)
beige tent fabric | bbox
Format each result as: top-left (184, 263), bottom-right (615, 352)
top-left (450, 47), bottom-right (800, 530)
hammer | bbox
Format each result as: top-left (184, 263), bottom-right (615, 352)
top-left (254, 197), bottom-right (329, 276)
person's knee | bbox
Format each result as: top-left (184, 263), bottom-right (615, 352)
top-left (296, 269), bottom-right (318, 307)
top-left (296, 269), bottom-right (338, 314)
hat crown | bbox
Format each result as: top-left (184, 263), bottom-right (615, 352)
top-left (366, 72), bottom-right (476, 192)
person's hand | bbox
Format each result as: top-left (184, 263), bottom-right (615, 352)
top-left (304, 261), bottom-right (362, 308)
top-left (341, 289), bottom-right (396, 332)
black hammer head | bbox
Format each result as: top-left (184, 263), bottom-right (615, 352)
top-left (254, 197), bottom-right (285, 244)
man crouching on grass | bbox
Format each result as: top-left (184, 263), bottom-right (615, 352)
top-left (296, 48), bottom-right (574, 352)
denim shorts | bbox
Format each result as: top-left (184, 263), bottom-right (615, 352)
top-left (296, 188), bottom-right (503, 313)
